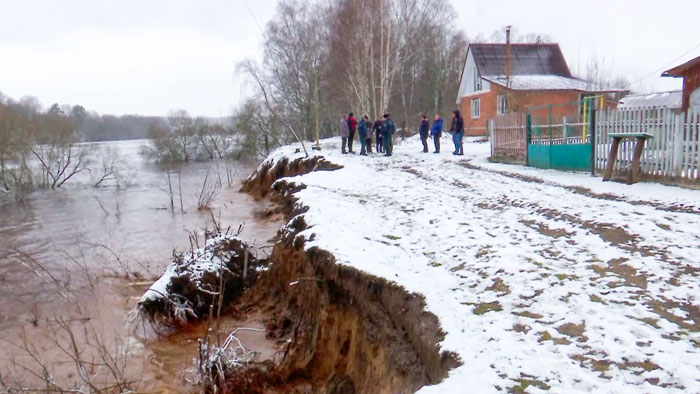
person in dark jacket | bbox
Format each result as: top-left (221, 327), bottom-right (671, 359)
top-left (347, 113), bottom-right (357, 153)
top-left (430, 115), bottom-right (443, 153)
top-left (365, 120), bottom-right (373, 154)
top-left (450, 109), bottom-right (464, 155)
top-left (373, 118), bottom-right (383, 153)
top-left (419, 114), bottom-right (430, 152)
top-left (358, 115), bottom-right (370, 156)
top-left (339, 115), bottom-right (349, 154)
top-left (381, 113), bottom-right (395, 156)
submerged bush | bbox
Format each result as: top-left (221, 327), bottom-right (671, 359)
top-left (138, 232), bottom-right (265, 327)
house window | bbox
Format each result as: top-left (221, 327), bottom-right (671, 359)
top-left (473, 68), bottom-right (482, 91)
top-left (471, 98), bottom-right (480, 119)
top-left (497, 95), bottom-right (507, 115)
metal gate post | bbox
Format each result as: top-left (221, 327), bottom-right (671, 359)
top-left (548, 105), bottom-right (553, 169)
top-left (526, 113), bottom-right (531, 166)
top-left (590, 97), bottom-right (596, 176)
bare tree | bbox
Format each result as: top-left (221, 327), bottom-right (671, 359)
top-left (576, 53), bottom-right (632, 92)
top-left (238, 59), bottom-right (309, 157)
top-left (234, 0), bottom-right (467, 156)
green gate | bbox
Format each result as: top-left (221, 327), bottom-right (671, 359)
top-left (526, 98), bottom-right (596, 172)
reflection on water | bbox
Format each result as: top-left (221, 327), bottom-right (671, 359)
top-left (0, 139), bottom-right (281, 390)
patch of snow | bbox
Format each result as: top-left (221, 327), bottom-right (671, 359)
top-left (140, 233), bottom-right (242, 305)
top-left (264, 134), bottom-right (700, 393)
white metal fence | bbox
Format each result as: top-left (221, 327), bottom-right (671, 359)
top-left (595, 108), bottom-right (700, 184)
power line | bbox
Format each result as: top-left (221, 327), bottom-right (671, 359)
top-left (630, 40), bottom-right (700, 86)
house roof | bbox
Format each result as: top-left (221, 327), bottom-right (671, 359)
top-left (662, 55), bottom-right (700, 77)
top-left (470, 43), bottom-right (573, 78)
top-left (618, 90), bottom-right (682, 109)
top-left (483, 75), bottom-right (589, 91)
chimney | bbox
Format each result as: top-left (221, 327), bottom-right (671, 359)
top-left (505, 26), bottom-right (512, 88)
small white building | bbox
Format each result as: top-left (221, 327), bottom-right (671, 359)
top-left (618, 90), bottom-right (682, 111)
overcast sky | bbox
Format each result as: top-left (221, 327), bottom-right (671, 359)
top-left (1, 0), bottom-right (698, 117)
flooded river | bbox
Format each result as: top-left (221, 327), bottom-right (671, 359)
top-left (0, 139), bottom-right (281, 392)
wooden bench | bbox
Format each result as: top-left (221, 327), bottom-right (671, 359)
top-left (603, 132), bottom-right (654, 183)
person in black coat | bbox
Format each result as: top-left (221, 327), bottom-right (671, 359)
top-left (381, 113), bottom-right (395, 156)
top-left (450, 109), bottom-right (464, 155)
top-left (419, 114), bottom-right (430, 152)
top-left (373, 118), bottom-right (384, 153)
top-left (358, 115), bottom-right (370, 156)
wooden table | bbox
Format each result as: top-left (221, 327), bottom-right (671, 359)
top-left (603, 132), bottom-right (654, 183)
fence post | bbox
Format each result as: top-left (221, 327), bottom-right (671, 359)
top-left (672, 111), bottom-right (684, 177)
top-left (590, 100), bottom-right (597, 176)
top-left (526, 113), bottom-right (532, 166)
top-left (489, 119), bottom-right (494, 158)
top-left (548, 105), bottom-right (553, 169)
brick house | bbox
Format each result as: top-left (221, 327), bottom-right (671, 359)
top-left (662, 55), bottom-right (700, 112)
top-left (456, 43), bottom-right (609, 136)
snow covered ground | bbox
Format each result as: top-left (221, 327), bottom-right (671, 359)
top-left (263, 134), bottom-right (700, 393)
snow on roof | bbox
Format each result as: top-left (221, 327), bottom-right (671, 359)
top-left (483, 74), bottom-right (590, 91)
top-left (618, 90), bottom-right (682, 109)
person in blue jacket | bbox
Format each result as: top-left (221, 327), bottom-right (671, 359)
top-left (358, 115), bottom-right (370, 156)
top-left (450, 109), bottom-right (464, 155)
top-left (381, 113), bottom-right (395, 156)
top-left (430, 114), bottom-right (443, 153)
top-left (419, 114), bottom-right (430, 152)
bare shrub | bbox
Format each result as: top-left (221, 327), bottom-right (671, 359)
top-left (142, 111), bottom-right (236, 164)
top-left (0, 318), bottom-right (137, 393)
top-left (89, 146), bottom-right (123, 187)
top-left (197, 167), bottom-right (222, 211)
top-left (31, 143), bottom-right (89, 189)
top-left (137, 226), bottom-right (260, 328)
top-left (184, 327), bottom-right (262, 391)
top-left (159, 165), bottom-right (185, 214)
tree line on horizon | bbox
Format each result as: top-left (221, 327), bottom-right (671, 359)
top-left (0, 92), bottom-right (242, 197)
top-left (0, 92), bottom-right (166, 142)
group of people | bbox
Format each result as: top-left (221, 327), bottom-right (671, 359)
top-left (338, 109), bottom-right (465, 157)
top-left (418, 109), bottom-right (465, 155)
top-left (339, 113), bottom-right (396, 156)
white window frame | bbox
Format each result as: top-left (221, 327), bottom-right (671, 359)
top-left (473, 68), bottom-right (482, 92)
top-left (471, 98), bottom-right (480, 119)
top-left (497, 94), bottom-right (507, 115)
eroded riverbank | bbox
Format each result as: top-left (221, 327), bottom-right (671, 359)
top-left (200, 153), bottom-right (461, 393)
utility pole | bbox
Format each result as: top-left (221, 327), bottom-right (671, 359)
top-left (505, 25), bottom-right (512, 89)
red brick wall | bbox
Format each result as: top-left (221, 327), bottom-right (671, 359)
top-left (459, 87), bottom-right (583, 136)
top-left (460, 88), bottom-right (500, 136)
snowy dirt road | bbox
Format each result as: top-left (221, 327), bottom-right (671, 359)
top-left (265, 135), bottom-right (700, 393)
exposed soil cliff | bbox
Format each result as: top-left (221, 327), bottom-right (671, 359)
top-left (234, 155), bottom-right (460, 393)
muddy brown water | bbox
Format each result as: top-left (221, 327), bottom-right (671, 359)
top-left (0, 139), bottom-right (281, 392)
